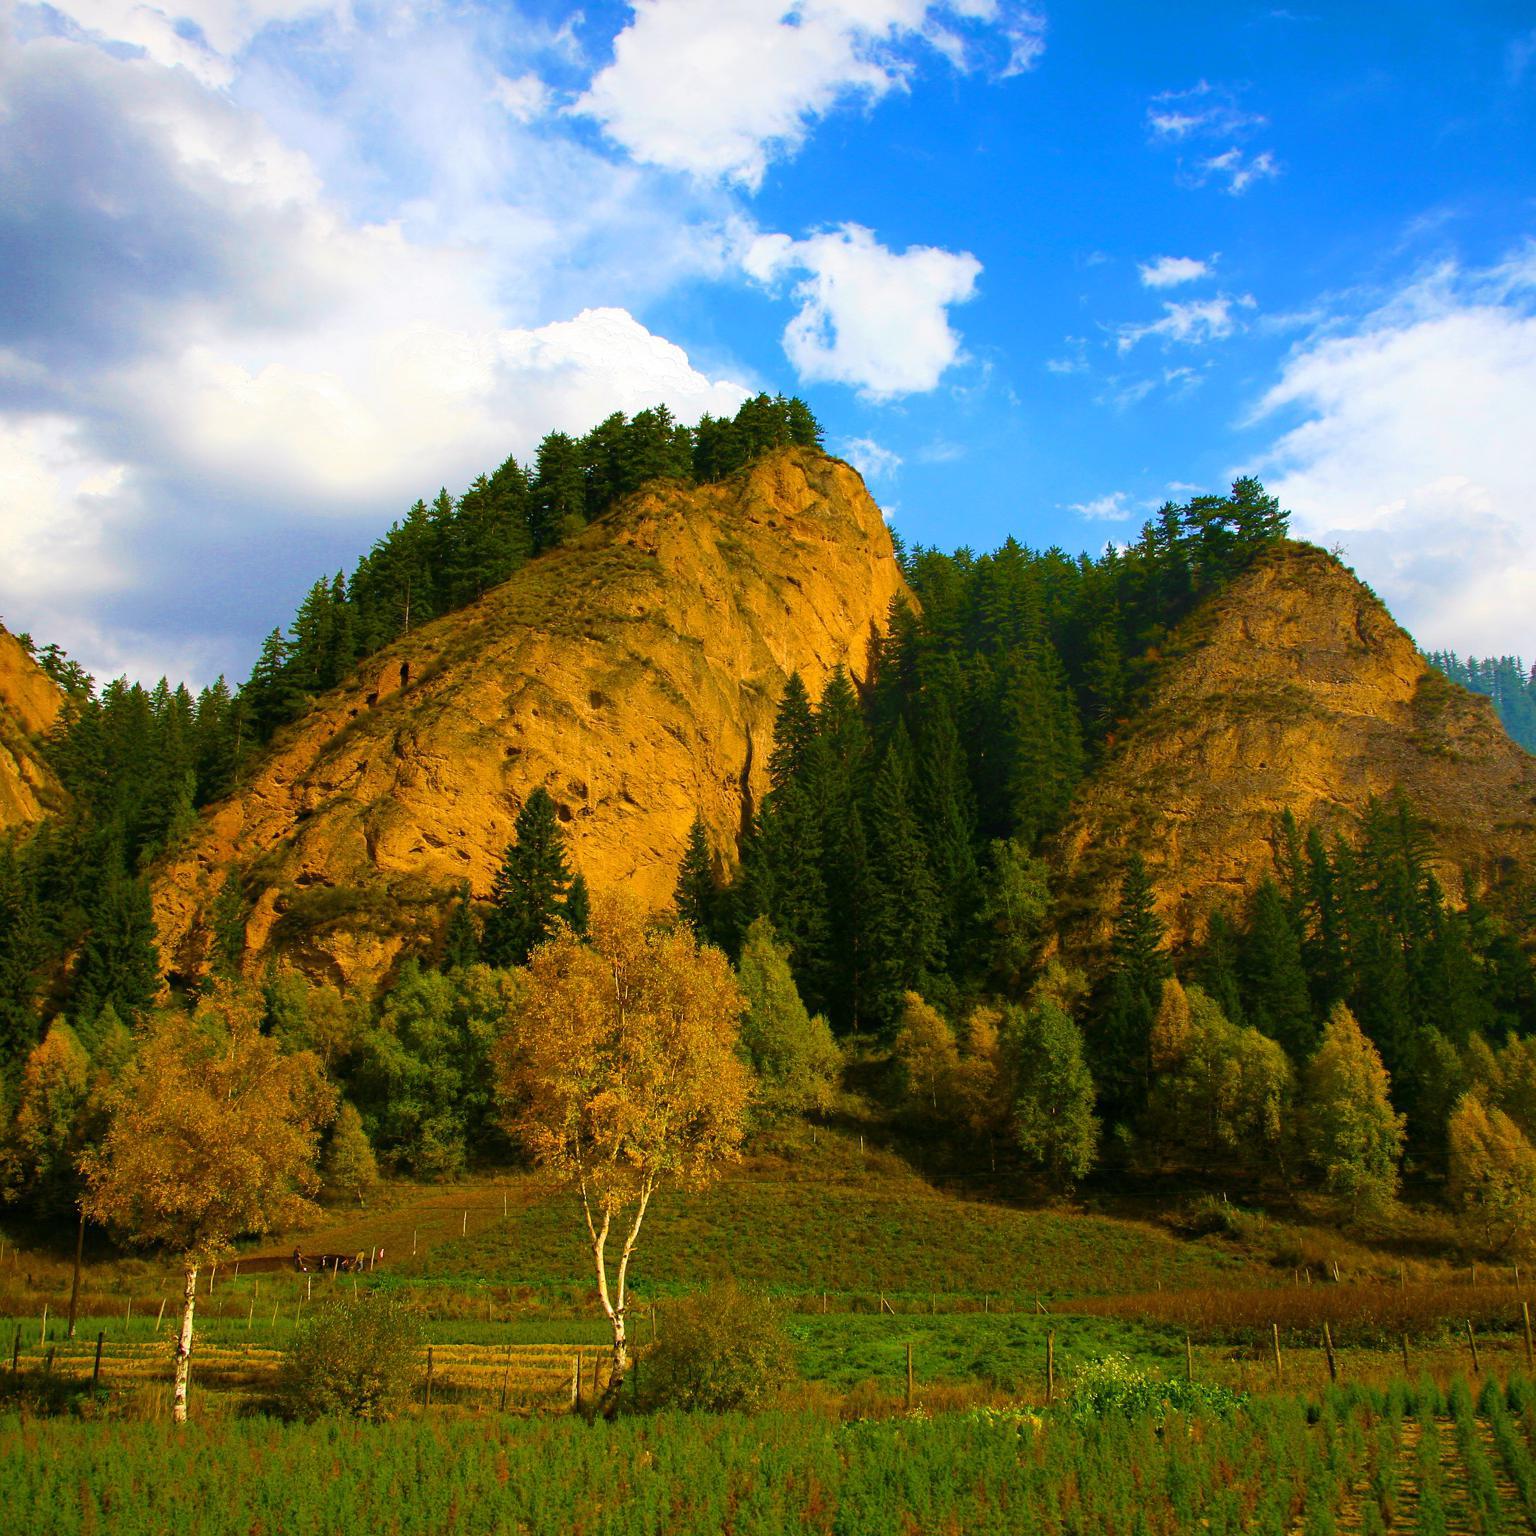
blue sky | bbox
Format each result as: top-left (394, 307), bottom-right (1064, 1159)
top-left (2, 1), bottom-right (1534, 686)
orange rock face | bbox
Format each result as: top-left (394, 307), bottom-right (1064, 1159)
top-left (1055, 542), bottom-right (1536, 955)
top-left (152, 449), bottom-right (909, 989)
top-left (0, 627), bottom-right (63, 832)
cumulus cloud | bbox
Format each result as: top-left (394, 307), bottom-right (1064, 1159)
top-left (1249, 255), bottom-right (1536, 654)
top-left (744, 223), bottom-right (980, 396)
top-left (1067, 491), bottom-right (1131, 521)
top-left (836, 435), bottom-right (903, 481)
top-left (1138, 254), bottom-right (1213, 288)
top-left (0, 20), bottom-right (750, 682)
top-left (1117, 294), bottom-right (1255, 353)
top-left (578, 0), bottom-right (1043, 188)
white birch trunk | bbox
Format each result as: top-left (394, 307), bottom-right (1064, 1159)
top-left (172, 1264), bottom-right (197, 1424)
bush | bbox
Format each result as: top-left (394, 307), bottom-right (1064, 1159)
top-left (1065, 1353), bottom-right (1244, 1426)
top-left (281, 1295), bottom-right (423, 1422)
top-left (643, 1285), bottom-right (790, 1413)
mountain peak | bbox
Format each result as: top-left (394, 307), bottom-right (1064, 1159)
top-left (1055, 540), bottom-right (1536, 952)
top-left (152, 448), bottom-right (906, 989)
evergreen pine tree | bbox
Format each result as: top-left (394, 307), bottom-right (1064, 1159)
top-left (767, 672), bottom-right (817, 792)
top-left (481, 789), bottom-right (573, 967)
top-left (913, 683), bottom-right (979, 972)
top-left (564, 872), bottom-right (590, 937)
top-left (209, 871), bottom-right (246, 979)
top-left (865, 726), bottom-right (943, 1023)
top-left (72, 875), bottom-right (160, 1024)
top-left (1238, 878), bottom-right (1315, 1059)
top-left (440, 887), bottom-right (479, 971)
top-left (0, 842), bottom-right (43, 1063)
top-left (673, 814), bottom-right (720, 942)
top-left (1093, 852), bottom-right (1172, 1120)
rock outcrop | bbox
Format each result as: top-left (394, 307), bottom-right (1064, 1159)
top-left (1055, 542), bottom-right (1536, 952)
top-left (153, 448), bottom-right (908, 988)
top-left (0, 627), bottom-right (63, 832)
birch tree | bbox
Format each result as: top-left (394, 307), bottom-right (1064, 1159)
top-left (493, 895), bottom-right (750, 1414)
top-left (79, 987), bottom-right (333, 1422)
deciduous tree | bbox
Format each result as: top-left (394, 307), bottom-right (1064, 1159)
top-left (735, 917), bottom-right (839, 1118)
top-left (1008, 999), bottom-right (1098, 1190)
top-left (1301, 1001), bottom-right (1405, 1218)
top-left (492, 896), bottom-right (750, 1413)
top-left (80, 988), bottom-right (334, 1422)
top-left (1447, 1091), bottom-right (1536, 1254)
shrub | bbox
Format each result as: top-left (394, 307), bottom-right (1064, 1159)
top-left (281, 1295), bottom-right (423, 1422)
top-left (643, 1284), bottom-right (791, 1413)
top-left (1065, 1353), bottom-right (1244, 1426)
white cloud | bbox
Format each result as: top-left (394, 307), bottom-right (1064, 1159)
top-left (744, 223), bottom-right (980, 396)
top-left (0, 20), bottom-right (751, 681)
top-left (494, 71), bottom-right (554, 123)
top-left (1067, 490), bottom-right (1131, 521)
top-left (837, 435), bottom-right (903, 481)
top-left (1146, 82), bottom-right (1279, 196)
top-left (28, 0), bottom-right (345, 87)
top-left (120, 308), bottom-right (750, 507)
top-left (1200, 147), bottom-right (1280, 196)
top-left (1117, 293), bottom-right (1255, 353)
top-left (1139, 254), bottom-right (1213, 289)
top-left (577, 0), bottom-right (1041, 188)
top-left (0, 416), bottom-right (134, 602)
top-left (1249, 256), bottom-right (1536, 654)
top-left (1147, 81), bottom-right (1265, 141)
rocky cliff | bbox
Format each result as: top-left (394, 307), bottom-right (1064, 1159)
top-left (153, 448), bottom-right (908, 989)
top-left (0, 627), bottom-right (63, 832)
top-left (1055, 542), bottom-right (1536, 952)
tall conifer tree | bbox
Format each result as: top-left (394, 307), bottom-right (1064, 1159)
top-left (482, 789), bottom-right (573, 967)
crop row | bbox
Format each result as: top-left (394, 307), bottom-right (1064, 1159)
top-left (11, 1373), bottom-right (1536, 1534)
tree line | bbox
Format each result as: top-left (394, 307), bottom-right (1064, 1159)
top-left (240, 393), bottom-right (822, 743)
top-left (1427, 652), bottom-right (1536, 753)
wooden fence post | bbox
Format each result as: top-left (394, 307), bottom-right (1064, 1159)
top-left (1271, 1323), bottom-right (1283, 1384)
top-left (571, 1354), bottom-right (580, 1412)
top-left (1185, 1335), bottom-right (1194, 1383)
top-left (1046, 1329), bottom-right (1055, 1404)
top-left (67, 1210), bottom-right (84, 1340)
top-left (248, 1298), bottom-right (255, 1331)
top-left (156, 1297), bottom-right (167, 1333)
top-left (906, 1341), bottom-right (914, 1412)
top-left (39, 1303), bottom-right (47, 1343)
top-left (1523, 1302), bottom-right (1534, 1371)
top-left (425, 1346), bottom-right (434, 1406)
top-left (11, 1326), bottom-right (20, 1372)
top-left (1322, 1321), bottom-right (1337, 1383)
top-left (499, 1345), bottom-right (512, 1413)
top-left (1466, 1320), bottom-right (1481, 1376)
top-left (125, 1297), bottom-right (132, 1331)
top-left (91, 1331), bottom-right (104, 1389)
top-left (1400, 1334), bottom-right (1410, 1376)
